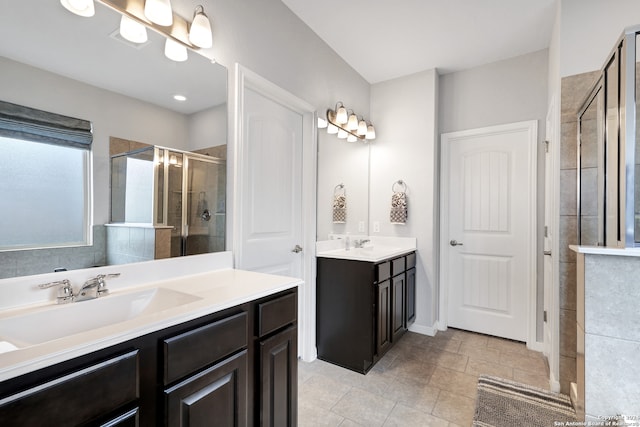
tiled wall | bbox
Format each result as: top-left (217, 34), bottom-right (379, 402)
top-left (559, 70), bottom-right (599, 394)
top-left (105, 225), bottom-right (171, 265)
top-left (0, 225), bottom-right (106, 279)
top-left (578, 253), bottom-right (640, 419)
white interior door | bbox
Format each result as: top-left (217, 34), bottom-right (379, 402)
top-left (238, 87), bottom-right (303, 277)
top-left (441, 121), bottom-right (537, 342)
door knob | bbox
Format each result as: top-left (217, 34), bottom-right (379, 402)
top-left (292, 244), bottom-right (303, 253)
top-left (449, 239), bottom-right (463, 246)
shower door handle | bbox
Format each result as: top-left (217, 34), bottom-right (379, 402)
top-left (292, 245), bottom-right (303, 253)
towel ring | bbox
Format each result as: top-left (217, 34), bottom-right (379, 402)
top-left (334, 183), bottom-right (345, 196)
top-left (392, 180), bottom-right (407, 193)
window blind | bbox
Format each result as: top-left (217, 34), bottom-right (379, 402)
top-left (0, 100), bottom-right (93, 149)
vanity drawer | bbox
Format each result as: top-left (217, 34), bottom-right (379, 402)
top-left (392, 257), bottom-right (406, 276)
top-left (0, 350), bottom-right (139, 426)
top-left (257, 292), bottom-right (297, 338)
top-left (163, 312), bottom-right (248, 385)
top-left (376, 261), bottom-right (391, 282)
top-left (406, 252), bottom-right (416, 269)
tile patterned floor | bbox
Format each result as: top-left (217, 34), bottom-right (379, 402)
top-left (298, 329), bottom-right (550, 427)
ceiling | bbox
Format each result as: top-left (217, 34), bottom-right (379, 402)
top-left (280, 0), bottom-right (558, 83)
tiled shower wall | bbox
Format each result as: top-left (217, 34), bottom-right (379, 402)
top-left (559, 70), bottom-right (599, 394)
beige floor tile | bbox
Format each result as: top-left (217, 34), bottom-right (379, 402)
top-left (422, 335), bottom-right (463, 353)
top-left (465, 357), bottom-right (513, 379)
top-left (385, 357), bottom-right (436, 384)
top-left (486, 336), bottom-right (530, 354)
top-left (454, 331), bottom-right (489, 349)
top-left (499, 350), bottom-right (548, 375)
top-left (298, 400), bottom-right (345, 427)
top-left (426, 348), bottom-right (469, 372)
top-left (432, 391), bottom-right (476, 426)
top-left (331, 388), bottom-right (396, 427)
top-left (338, 419), bottom-right (365, 427)
top-left (298, 374), bottom-right (352, 410)
top-left (457, 344), bottom-right (500, 363)
top-left (381, 376), bottom-right (441, 414)
top-left (382, 403), bottom-right (449, 427)
top-left (338, 368), bottom-right (394, 396)
top-left (428, 366), bottom-right (478, 399)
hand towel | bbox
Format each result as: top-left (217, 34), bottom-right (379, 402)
top-left (333, 194), bottom-right (347, 223)
top-left (390, 190), bottom-right (407, 224)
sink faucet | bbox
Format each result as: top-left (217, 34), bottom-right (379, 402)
top-left (38, 279), bottom-right (74, 304)
top-left (75, 273), bottom-right (120, 302)
top-left (353, 239), bottom-right (370, 248)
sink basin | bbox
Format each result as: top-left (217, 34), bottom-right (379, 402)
top-left (318, 245), bottom-right (404, 262)
top-left (0, 288), bottom-right (201, 348)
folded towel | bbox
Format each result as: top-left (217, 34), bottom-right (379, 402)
top-left (390, 191), bottom-right (407, 224)
top-left (333, 194), bottom-right (347, 223)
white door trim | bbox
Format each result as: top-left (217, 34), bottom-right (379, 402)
top-left (439, 120), bottom-right (538, 348)
top-left (231, 64), bottom-right (318, 362)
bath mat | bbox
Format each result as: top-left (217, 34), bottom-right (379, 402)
top-left (473, 375), bottom-right (576, 427)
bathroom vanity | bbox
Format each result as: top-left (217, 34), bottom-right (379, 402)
top-left (0, 253), bottom-right (300, 426)
top-left (316, 238), bottom-right (416, 374)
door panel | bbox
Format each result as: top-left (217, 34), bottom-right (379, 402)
top-left (444, 122), bottom-right (535, 342)
top-left (239, 88), bottom-right (303, 277)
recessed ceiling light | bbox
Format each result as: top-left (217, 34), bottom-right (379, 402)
top-left (173, 94), bottom-right (187, 102)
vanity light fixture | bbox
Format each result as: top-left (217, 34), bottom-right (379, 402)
top-left (326, 102), bottom-right (376, 142)
top-left (346, 112), bottom-right (359, 131)
top-left (119, 15), bottom-right (148, 44)
top-left (60, 0), bottom-right (95, 17)
top-left (335, 103), bottom-right (348, 125)
top-left (189, 5), bottom-right (213, 49)
top-left (317, 117), bottom-right (328, 129)
top-left (164, 38), bottom-right (188, 62)
top-left (61, 0), bottom-right (216, 64)
top-left (144, 0), bottom-right (173, 26)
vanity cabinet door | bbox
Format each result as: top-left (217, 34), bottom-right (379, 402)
top-left (377, 280), bottom-right (392, 355)
top-left (0, 350), bottom-right (139, 426)
top-left (164, 350), bottom-right (248, 427)
top-left (406, 267), bottom-right (416, 324)
top-left (259, 326), bottom-right (297, 427)
top-left (391, 273), bottom-right (406, 342)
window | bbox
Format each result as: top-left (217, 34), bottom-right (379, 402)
top-left (0, 101), bottom-right (92, 251)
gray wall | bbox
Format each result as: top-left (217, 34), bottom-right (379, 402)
top-left (438, 49), bottom-right (549, 340)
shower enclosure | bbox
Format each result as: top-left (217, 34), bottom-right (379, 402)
top-left (110, 146), bottom-right (225, 258)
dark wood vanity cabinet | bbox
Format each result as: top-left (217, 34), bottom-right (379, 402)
top-left (317, 252), bottom-right (416, 374)
top-left (0, 288), bottom-right (298, 427)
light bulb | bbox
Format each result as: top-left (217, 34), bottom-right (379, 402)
top-left (347, 134), bottom-right (357, 143)
top-left (317, 117), bottom-right (328, 129)
top-left (164, 38), bottom-right (188, 62)
top-left (347, 113), bottom-right (358, 131)
top-left (60, 0), bottom-right (95, 17)
top-left (357, 119), bottom-right (367, 136)
top-left (327, 124), bottom-right (338, 134)
top-left (337, 129), bottom-right (348, 139)
top-left (336, 105), bottom-right (348, 124)
top-left (189, 5), bottom-right (213, 48)
top-left (366, 124), bottom-right (376, 140)
top-left (119, 15), bottom-right (148, 44)
top-left (145, 0), bottom-right (173, 26)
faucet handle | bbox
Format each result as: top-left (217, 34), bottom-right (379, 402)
top-left (38, 279), bottom-right (74, 304)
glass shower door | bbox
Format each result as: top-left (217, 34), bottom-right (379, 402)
top-left (184, 156), bottom-right (225, 255)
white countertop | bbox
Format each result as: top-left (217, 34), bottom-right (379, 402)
top-left (0, 262), bottom-right (301, 382)
top-left (316, 236), bottom-right (417, 262)
top-left (570, 245), bottom-right (640, 257)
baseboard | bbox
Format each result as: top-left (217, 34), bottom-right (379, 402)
top-left (526, 340), bottom-right (544, 352)
top-left (549, 371), bottom-right (561, 393)
top-left (408, 322), bottom-right (438, 336)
